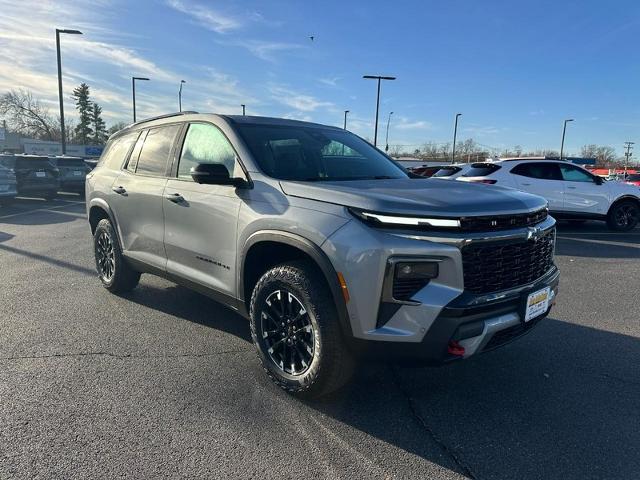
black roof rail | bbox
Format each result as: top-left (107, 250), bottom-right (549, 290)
top-left (129, 111), bottom-right (199, 128)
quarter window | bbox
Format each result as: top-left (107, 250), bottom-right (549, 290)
top-left (177, 123), bottom-right (237, 180)
top-left (100, 131), bottom-right (139, 170)
top-left (126, 130), bottom-right (146, 172)
top-left (135, 125), bottom-right (181, 176)
top-left (510, 162), bottom-right (562, 180)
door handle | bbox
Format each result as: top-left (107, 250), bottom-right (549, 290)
top-left (566, 186), bottom-right (577, 189)
top-left (165, 193), bottom-right (184, 203)
top-left (521, 182), bottom-right (531, 186)
top-left (112, 186), bottom-right (127, 195)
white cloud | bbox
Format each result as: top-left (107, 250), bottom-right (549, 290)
top-left (165, 0), bottom-right (242, 34)
top-left (396, 119), bottom-right (432, 130)
top-left (217, 39), bottom-right (305, 62)
top-left (269, 86), bottom-right (334, 112)
top-left (319, 77), bottom-right (340, 87)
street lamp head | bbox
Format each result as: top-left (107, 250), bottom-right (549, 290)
top-left (57, 29), bottom-right (82, 35)
top-left (345, 110), bottom-right (349, 114)
top-left (133, 77), bottom-right (150, 81)
top-left (181, 79), bottom-right (186, 84)
top-left (390, 111), bottom-right (394, 115)
top-left (363, 75), bottom-right (396, 80)
top-left (456, 113), bottom-right (462, 118)
top-left (565, 118), bottom-right (574, 123)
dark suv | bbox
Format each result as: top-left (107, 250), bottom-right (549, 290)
top-left (8, 155), bottom-right (60, 200)
top-left (49, 156), bottom-right (90, 195)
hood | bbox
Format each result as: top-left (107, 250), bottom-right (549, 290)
top-left (280, 178), bottom-right (547, 217)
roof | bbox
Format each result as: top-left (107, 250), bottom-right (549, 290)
top-left (222, 114), bottom-right (342, 130)
top-left (112, 112), bottom-right (343, 141)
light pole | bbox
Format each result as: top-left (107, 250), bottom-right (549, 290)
top-left (560, 118), bottom-right (574, 160)
top-left (385, 111), bottom-right (394, 152)
top-left (363, 75), bottom-right (396, 147)
top-left (56, 28), bottom-right (82, 155)
top-left (343, 110), bottom-right (349, 130)
top-left (241, 104), bottom-right (246, 115)
top-left (178, 80), bottom-right (185, 112)
top-left (132, 77), bottom-right (150, 122)
top-left (452, 113), bottom-right (462, 164)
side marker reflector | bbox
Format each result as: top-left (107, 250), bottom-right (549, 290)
top-left (337, 272), bottom-right (350, 303)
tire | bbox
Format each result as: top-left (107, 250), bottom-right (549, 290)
top-left (606, 200), bottom-right (639, 231)
top-left (93, 218), bottom-right (140, 293)
top-left (249, 261), bottom-right (354, 398)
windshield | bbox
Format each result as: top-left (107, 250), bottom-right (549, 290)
top-left (237, 124), bottom-right (408, 181)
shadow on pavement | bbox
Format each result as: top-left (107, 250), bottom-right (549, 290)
top-left (122, 282), bottom-right (252, 344)
top-left (309, 318), bottom-right (640, 479)
top-left (0, 197), bottom-right (86, 226)
top-left (0, 243), bottom-right (96, 276)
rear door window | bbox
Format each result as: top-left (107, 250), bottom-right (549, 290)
top-left (135, 125), bottom-right (181, 176)
top-left (462, 163), bottom-right (501, 177)
top-left (511, 162), bottom-right (562, 180)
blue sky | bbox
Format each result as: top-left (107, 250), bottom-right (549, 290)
top-left (1, 0), bottom-right (639, 155)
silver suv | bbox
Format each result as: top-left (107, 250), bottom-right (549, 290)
top-left (87, 112), bottom-right (559, 397)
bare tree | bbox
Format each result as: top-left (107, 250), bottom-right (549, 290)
top-left (0, 89), bottom-right (58, 140)
top-left (580, 144), bottom-right (616, 165)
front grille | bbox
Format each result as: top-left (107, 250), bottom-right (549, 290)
top-left (460, 208), bottom-right (548, 232)
top-left (462, 229), bottom-right (555, 294)
top-left (393, 278), bottom-right (430, 301)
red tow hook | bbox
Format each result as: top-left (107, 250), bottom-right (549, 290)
top-left (448, 340), bottom-right (465, 356)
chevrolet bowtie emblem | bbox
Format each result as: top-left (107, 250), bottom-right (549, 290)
top-left (527, 226), bottom-right (542, 241)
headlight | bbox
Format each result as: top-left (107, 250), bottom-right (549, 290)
top-left (349, 208), bottom-right (460, 228)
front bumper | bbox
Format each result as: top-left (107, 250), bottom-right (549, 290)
top-left (323, 212), bottom-right (558, 362)
top-left (352, 266), bottom-right (559, 364)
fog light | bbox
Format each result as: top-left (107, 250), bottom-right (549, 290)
top-left (395, 262), bottom-right (439, 280)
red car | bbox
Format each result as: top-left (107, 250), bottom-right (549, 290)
top-left (625, 174), bottom-right (640, 186)
top-left (409, 165), bottom-right (446, 177)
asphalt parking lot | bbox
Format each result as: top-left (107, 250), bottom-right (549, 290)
top-left (0, 196), bottom-right (638, 479)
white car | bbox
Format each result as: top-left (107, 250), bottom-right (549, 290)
top-left (455, 159), bottom-right (640, 231)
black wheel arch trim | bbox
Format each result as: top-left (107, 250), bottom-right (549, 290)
top-left (239, 230), bottom-right (353, 337)
top-left (88, 199), bottom-right (124, 247)
top-left (608, 195), bottom-right (640, 214)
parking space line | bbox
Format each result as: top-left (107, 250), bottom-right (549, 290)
top-left (0, 202), bottom-right (85, 220)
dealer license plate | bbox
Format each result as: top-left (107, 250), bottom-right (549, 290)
top-left (35, 171), bottom-right (45, 177)
top-left (524, 287), bottom-right (550, 322)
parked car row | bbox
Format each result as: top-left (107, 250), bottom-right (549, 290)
top-left (0, 154), bottom-right (92, 203)
top-left (411, 159), bottom-right (640, 231)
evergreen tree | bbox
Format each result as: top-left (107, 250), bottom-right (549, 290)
top-left (72, 83), bottom-right (93, 145)
top-left (91, 103), bottom-right (107, 144)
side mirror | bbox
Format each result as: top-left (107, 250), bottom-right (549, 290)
top-left (594, 176), bottom-right (604, 185)
top-left (190, 163), bottom-right (246, 187)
